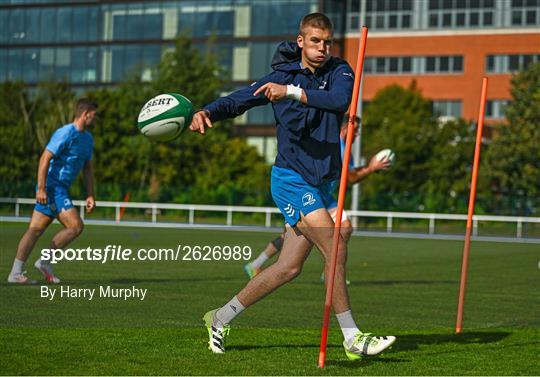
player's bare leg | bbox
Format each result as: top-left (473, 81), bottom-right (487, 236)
top-left (8, 211), bottom-right (53, 284)
top-left (237, 226), bottom-right (312, 306)
top-left (49, 208), bottom-right (84, 249)
top-left (204, 226), bottom-right (312, 353)
top-left (299, 208), bottom-right (395, 358)
top-left (297, 208), bottom-right (350, 313)
top-left (323, 208), bottom-right (353, 284)
top-left (15, 211), bottom-right (54, 262)
top-left (34, 208), bottom-right (84, 283)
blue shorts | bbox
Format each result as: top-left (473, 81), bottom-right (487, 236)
top-left (34, 185), bottom-right (74, 218)
top-left (326, 180), bottom-right (339, 209)
top-left (271, 166), bottom-right (336, 227)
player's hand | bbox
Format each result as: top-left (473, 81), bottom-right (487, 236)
top-left (36, 188), bottom-right (47, 205)
top-left (368, 155), bottom-right (391, 172)
top-left (85, 196), bottom-right (95, 214)
top-left (253, 83), bottom-right (288, 102)
top-left (189, 110), bottom-right (213, 135)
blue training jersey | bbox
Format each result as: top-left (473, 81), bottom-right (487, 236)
top-left (204, 41), bottom-right (354, 187)
top-left (45, 123), bottom-right (93, 188)
top-left (340, 138), bottom-right (355, 169)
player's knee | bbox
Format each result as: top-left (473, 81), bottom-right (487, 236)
top-left (277, 264), bottom-right (302, 282)
top-left (68, 222), bottom-right (84, 237)
top-left (284, 266), bottom-right (302, 281)
top-left (28, 227), bottom-right (45, 238)
top-left (342, 222), bottom-right (353, 240)
top-left (75, 222), bottom-right (84, 236)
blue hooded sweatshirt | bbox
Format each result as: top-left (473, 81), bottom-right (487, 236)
top-left (204, 41), bottom-right (354, 186)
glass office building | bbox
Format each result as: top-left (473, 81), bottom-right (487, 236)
top-left (0, 0), bottom-right (319, 161)
top-left (0, 1), bottom-right (318, 87)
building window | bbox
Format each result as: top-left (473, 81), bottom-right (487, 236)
top-left (486, 100), bottom-right (509, 119)
top-left (9, 9), bottom-right (24, 43)
top-left (249, 41), bottom-right (281, 80)
top-left (0, 50), bottom-right (6, 81)
top-left (0, 10), bottom-right (8, 44)
top-left (426, 57), bottom-right (437, 72)
top-left (365, 55), bottom-right (464, 75)
top-left (453, 56), bottom-right (464, 71)
top-left (486, 54), bottom-right (540, 73)
top-left (7, 49), bottom-right (23, 81)
top-left (23, 48), bottom-right (39, 82)
top-left (40, 8), bottom-right (56, 43)
top-left (251, 1), bottom-right (314, 35)
top-left (433, 100), bottom-right (463, 118)
top-left (351, 0), bottom-right (414, 31)
top-left (511, 0), bottom-right (539, 26)
top-left (24, 8), bottom-right (40, 43)
top-left (427, 0), bottom-right (496, 28)
top-left (71, 47), bottom-right (98, 83)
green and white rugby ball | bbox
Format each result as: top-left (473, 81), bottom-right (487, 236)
top-left (137, 93), bottom-right (193, 141)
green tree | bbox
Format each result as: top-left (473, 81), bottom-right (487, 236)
top-left (482, 62), bottom-right (540, 215)
top-left (362, 82), bottom-right (436, 210)
top-left (0, 80), bottom-right (74, 196)
top-left (361, 82), bottom-right (477, 212)
top-left (85, 35), bottom-right (269, 204)
top-left (424, 119), bottom-right (475, 213)
top-left (0, 81), bottom-right (35, 196)
top-left (31, 81), bottom-right (75, 149)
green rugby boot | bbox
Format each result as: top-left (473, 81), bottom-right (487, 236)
top-left (203, 309), bottom-right (230, 354)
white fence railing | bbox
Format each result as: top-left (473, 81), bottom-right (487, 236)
top-left (1, 197), bottom-right (539, 239)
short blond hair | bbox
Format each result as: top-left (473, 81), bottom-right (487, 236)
top-left (299, 12), bottom-right (333, 36)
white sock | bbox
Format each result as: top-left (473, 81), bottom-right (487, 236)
top-left (10, 258), bottom-right (25, 276)
top-left (250, 252), bottom-right (269, 269)
top-left (336, 310), bottom-right (360, 347)
top-left (215, 296), bottom-right (245, 325)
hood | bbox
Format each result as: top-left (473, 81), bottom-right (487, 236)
top-left (271, 41), bottom-right (302, 71)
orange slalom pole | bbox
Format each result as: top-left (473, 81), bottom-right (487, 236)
top-left (116, 192), bottom-right (131, 223)
top-left (318, 26), bottom-right (368, 369)
top-left (456, 77), bottom-right (488, 334)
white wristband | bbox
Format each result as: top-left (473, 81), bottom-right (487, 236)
top-left (286, 84), bottom-right (303, 101)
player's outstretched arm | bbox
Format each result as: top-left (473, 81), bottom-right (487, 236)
top-left (347, 155), bottom-right (390, 184)
top-left (82, 160), bottom-right (95, 213)
top-left (199, 71), bottom-right (283, 127)
top-left (36, 150), bottom-right (54, 204)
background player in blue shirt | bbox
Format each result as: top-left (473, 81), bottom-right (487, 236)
top-left (191, 13), bottom-right (395, 359)
top-left (7, 99), bottom-right (97, 284)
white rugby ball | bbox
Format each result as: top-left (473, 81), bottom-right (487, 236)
top-left (375, 148), bottom-right (396, 167)
top-left (137, 93), bottom-right (193, 141)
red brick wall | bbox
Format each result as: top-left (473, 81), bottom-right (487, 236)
top-left (343, 32), bottom-right (539, 121)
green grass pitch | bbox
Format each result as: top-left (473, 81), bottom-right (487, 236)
top-left (0, 222), bottom-right (538, 375)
